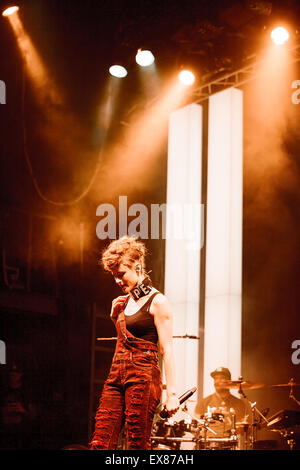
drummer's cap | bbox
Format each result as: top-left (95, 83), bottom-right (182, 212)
top-left (210, 367), bottom-right (231, 379)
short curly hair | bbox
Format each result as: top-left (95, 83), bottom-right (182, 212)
top-left (100, 236), bottom-right (148, 274)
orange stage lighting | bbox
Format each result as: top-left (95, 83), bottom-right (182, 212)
top-left (135, 49), bottom-right (155, 67)
top-left (178, 70), bottom-right (195, 86)
top-left (109, 65), bottom-right (128, 78)
top-left (270, 26), bottom-right (290, 45)
top-left (94, 76), bottom-right (191, 198)
top-left (2, 5), bottom-right (19, 17)
top-left (4, 9), bottom-right (62, 106)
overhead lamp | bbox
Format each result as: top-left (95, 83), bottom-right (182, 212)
top-left (2, 5), bottom-right (19, 16)
top-left (270, 26), bottom-right (290, 45)
top-left (135, 49), bottom-right (155, 67)
top-left (178, 70), bottom-right (195, 86)
top-left (109, 65), bottom-right (128, 78)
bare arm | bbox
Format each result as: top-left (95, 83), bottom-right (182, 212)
top-left (152, 294), bottom-right (179, 415)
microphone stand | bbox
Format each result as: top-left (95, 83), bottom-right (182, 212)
top-left (97, 334), bottom-right (201, 341)
top-left (173, 335), bottom-right (200, 339)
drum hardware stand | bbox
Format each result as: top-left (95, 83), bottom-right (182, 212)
top-left (269, 426), bottom-right (297, 451)
top-left (179, 403), bottom-right (211, 450)
top-left (288, 378), bottom-right (300, 407)
top-left (195, 415), bottom-right (217, 450)
top-left (285, 378), bottom-right (300, 450)
top-left (283, 430), bottom-right (297, 450)
top-left (229, 409), bottom-right (238, 448)
top-left (237, 376), bottom-right (269, 449)
top-left (273, 379), bottom-right (300, 450)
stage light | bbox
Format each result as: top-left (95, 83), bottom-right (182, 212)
top-left (4, 9), bottom-right (63, 107)
top-left (2, 5), bottom-right (19, 16)
top-left (135, 49), bottom-right (155, 67)
top-left (270, 26), bottom-right (289, 45)
top-left (178, 70), bottom-right (195, 86)
top-left (109, 65), bottom-right (127, 78)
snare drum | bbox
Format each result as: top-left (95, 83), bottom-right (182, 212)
top-left (151, 418), bottom-right (181, 450)
top-left (151, 417), bottom-right (198, 450)
top-left (199, 435), bottom-right (238, 450)
top-left (178, 418), bottom-right (199, 434)
top-left (151, 442), bottom-right (175, 450)
top-left (177, 419), bottom-right (199, 450)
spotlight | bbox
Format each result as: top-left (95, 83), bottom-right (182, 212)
top-left (109, 65), bottom-right (128, 78)
top-left (2, 5), bottom-right (19, 16)
top-left (135, 49), bottom-right (155, 67)
top-left (270, 26), bottom-right (289, 45)
top-left (178, 70), bottom-right (195, 86)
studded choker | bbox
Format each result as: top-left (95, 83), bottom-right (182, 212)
top-left (129, 276), bottom-right (152, 301)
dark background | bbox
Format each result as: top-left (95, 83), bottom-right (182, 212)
top-left (0, 0), bottom-right (299, 450)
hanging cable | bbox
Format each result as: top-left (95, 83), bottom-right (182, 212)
top-left (21, 64), bottom-right (106, 206)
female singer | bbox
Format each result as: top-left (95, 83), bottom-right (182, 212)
top-left (90, 235), bottom-right (179, 450)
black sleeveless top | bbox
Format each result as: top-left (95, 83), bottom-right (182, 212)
top-left (124, 292), bottom-right (159, 344)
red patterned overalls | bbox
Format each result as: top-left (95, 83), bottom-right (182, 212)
top-left (90, 293), bottom-right (162, 450)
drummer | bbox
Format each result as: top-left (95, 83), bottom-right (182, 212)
top-left (194, 367), bottom-right (251, 437)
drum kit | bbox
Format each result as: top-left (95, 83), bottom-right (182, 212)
top-left (151, 377), bottom-right (300, 451)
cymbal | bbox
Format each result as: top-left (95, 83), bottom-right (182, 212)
top-left (269, 382), bottom-right (300, 388)
top-left (221, 379), bottom-right (265, 390)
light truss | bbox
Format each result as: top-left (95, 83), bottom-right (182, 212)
top-left (192, 43), bottom-right (300, 104)
top-left (122, 43), bottom-right (300, 124)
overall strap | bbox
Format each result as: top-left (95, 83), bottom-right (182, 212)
top-left (144, 291), bottom-right (160, 313)
top-left (116, 291), bottom-right (161, 351)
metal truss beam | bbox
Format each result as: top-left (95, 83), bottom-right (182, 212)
top-left (192, 43), bottom-right (300, 104)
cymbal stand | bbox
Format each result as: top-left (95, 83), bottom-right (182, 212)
top-left (288, 378), bottom-right (300, 408)
top-left (237, 377), bottom-right (269, 449)
top-left (282, 378), bottom-right (300, 450)
top-left (229, 409), bottom-right (238, 445)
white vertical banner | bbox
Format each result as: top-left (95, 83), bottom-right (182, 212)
top-left (203, 88), bottom-right (243, 397)
top-left (164, 103), bottom-right (202, 411)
